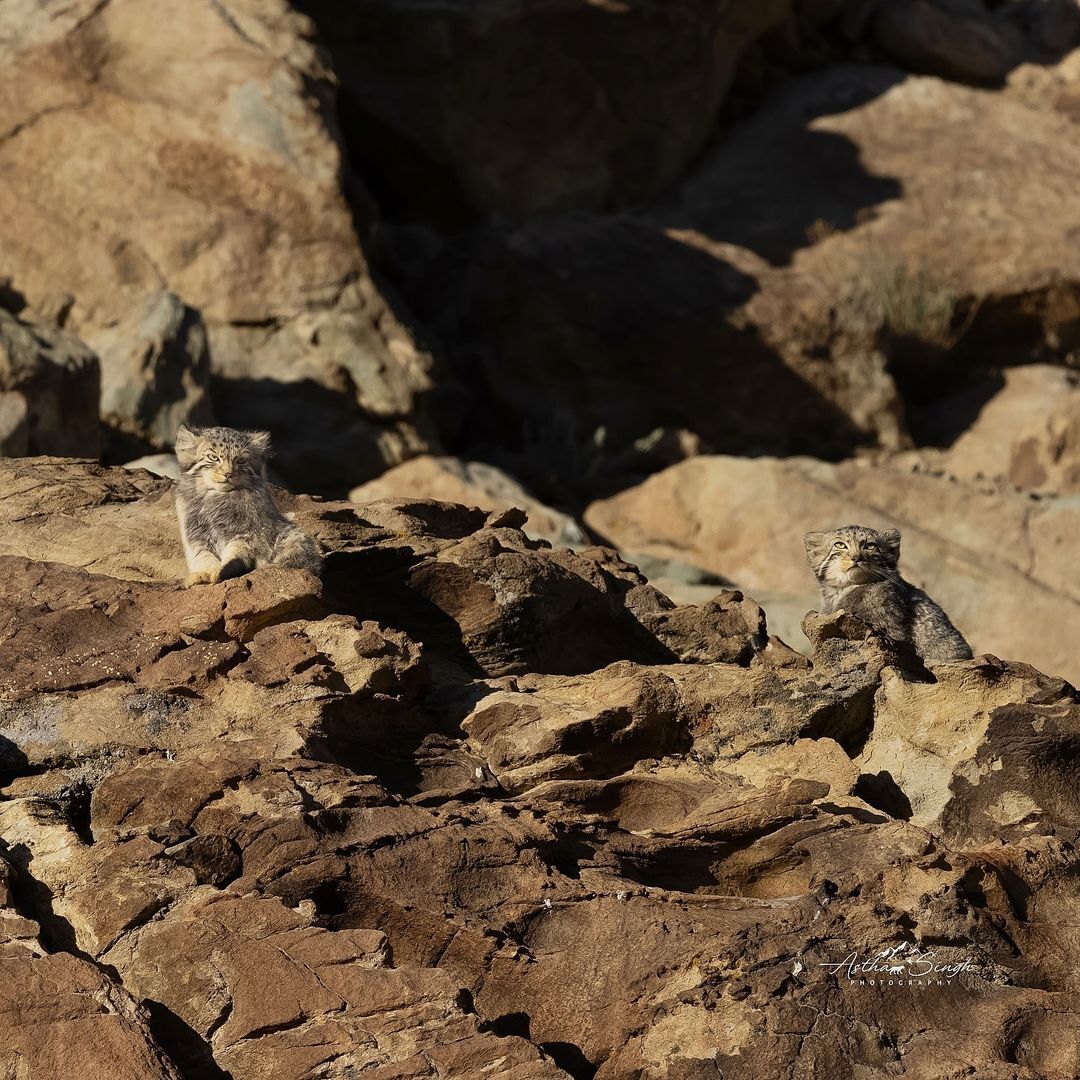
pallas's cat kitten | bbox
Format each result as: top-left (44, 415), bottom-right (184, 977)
top-left (174, 425), bottom-right (321, 586)
top-left (804, 524), bottom-right (972, 662)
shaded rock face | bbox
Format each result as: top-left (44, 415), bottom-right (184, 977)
top-left (652, 64), bottom-right (1080, 436)
top-left (587, 453), bottom-right (1080, 684)
top-left (378, 61), bottom-right (1080, 495)
top-left (0, 307), bottom-right (101, 458)
top-left (393, 216), bottom-right (876, 479)
top-left (4, 459), bottom-right (1080, 1078)
top-left (872, 0), bottom-right (1028, 84)
top-left (296, 0), bottom-right (792, 220)
top-left (93, 291), bottom-right (214, 458)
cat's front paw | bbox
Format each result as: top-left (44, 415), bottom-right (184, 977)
top-left (185, 570), bottom-right (217, 587)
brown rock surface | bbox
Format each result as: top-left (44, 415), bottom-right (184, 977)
top-left (587, 453), bottom-right (1080, 683)
top-left (0, 949), bottom-right (181, 1080)
top-left (939, 365), bottom-right (1080, 495)
top-left (3, 458), bottom-right (1080, 1078)
top-left (351, 454), bottom-right (586, 546)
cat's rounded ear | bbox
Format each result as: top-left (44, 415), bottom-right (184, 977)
top-left (174, 425), bottom-right (198, 465)
top-left (249, 430), bottom-right (273, 457)
top-left (880, 528), bottom-right (901, 557)
top-left (804, 531), bottom-right (829, 565)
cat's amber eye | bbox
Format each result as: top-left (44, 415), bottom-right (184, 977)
top-left (866, 542), bottom-right (877, 550)
top-left (833, 540), bottom-right (845, 549)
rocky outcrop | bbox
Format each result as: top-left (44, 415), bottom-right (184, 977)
top-left (3, 458), bottom-right (1080, 1078)
top-left (586, 453), bottom-right (1080, 684)
top-left (5, 2), bottom-right (1080, 501)
top-left (0, 945), bottom-right (181, 1079)
top-left (0, 0), bottom-right (434, 491)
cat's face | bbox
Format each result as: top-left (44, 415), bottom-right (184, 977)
top-left (804, 525), bottom-right (900, 586)
top-left (174, 425), bottom-right (270, 492)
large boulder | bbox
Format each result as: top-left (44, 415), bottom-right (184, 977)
top-left (586, 453), bottom-right (1080, 683)
top-left (0, 0), bottom-right (434, 492)
top-left (856, 657), bottom-right (1080, 844)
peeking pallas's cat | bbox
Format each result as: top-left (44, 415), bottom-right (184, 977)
top-left (804, 524), bottom-right (972, 662)
top-left (174, 425), bottom-right (321, 586)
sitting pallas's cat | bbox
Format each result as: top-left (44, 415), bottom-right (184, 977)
top-left (804, 524), bottom-right (972, 662)
top-left (174, 425), bottom-right (321, 586)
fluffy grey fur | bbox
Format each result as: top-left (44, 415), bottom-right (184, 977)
top-left (174, 425), bottom-right (321, 585)
top-left (804, 524), bottom-right (972, 662)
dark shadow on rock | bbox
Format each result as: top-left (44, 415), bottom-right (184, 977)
top-left (210, 376), bottom-right (414, 499)
top-left (382, 215), bottom-right (874, 508)
top-left (483, 1011), bottom-right (532, 1040)
top-left (323, 543), bottom-right (677, 679)
top-left (143, 999), bottom-right (234, 1080)
top-left (2, 842), bottom-right (83, 957)
top-left (649, 65), bottom-right (906, 267)
top-left (540, 1042), bottom-right (599, 1080)
top-left (482, 1014), bottom-right (598, 1077)
top-left (854, 771), bottom-right (914, 821)
top-left (305, 695), bottom-right (455, 800)
top-left (883, 321), bottom-right (1010, 447)
top-left (0, 735), bottom-right (30, 787)
top-left (0, 278), bottom-right (27, 314)
top-left (954, 285), bottom-right (1080, 372)
top-left (607, 847), bottom-right (727, 895)
top-left (1, 842), bottom-right (126, 976)
top-left (323, 547), bottom-right (486, 677)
